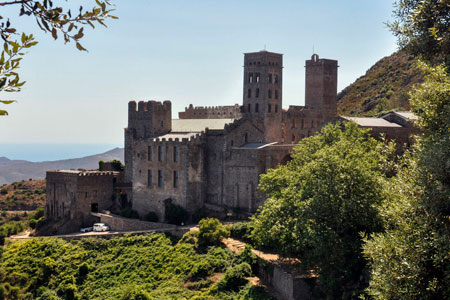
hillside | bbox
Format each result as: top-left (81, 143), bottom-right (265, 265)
top-left (337, 50), bottom-right (425, 116)
top-left (1, 233), bottom-right (272, 300)
top-left (0, 179), bottom-right (45, 211)
top-left (0, 147), bottom-right (124, 185)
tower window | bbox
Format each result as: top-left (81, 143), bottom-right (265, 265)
top-left (268, 74), bottom-right (273, 84)
top-left (268, 104), bottom-right (272, 113)
top-left (160, 120), bottom-right (164, 127)
top-left (148, 170), bottom-right (152, 187)
top-left (247, 104), bottom-right (251, 113)
top-left (244, 133), bottom-right (248, 143)
top-left (256, 73), bottom-right (260, 83)
top-left (148, 146), bottom-right (152, 161)
top-left (158, 145), bottom-right (163, 161)
top-left (158, 170), bottom-right (163, 187)
top-left (275, 75), bottom-right (279, 84)
top-left (248, 73), bottom-right (253, 83)
top-left (292, 134), bottom-right (295, 143)
top-left (255, 88), bottom-right (259, 98)
top-left (275, 104), bottom-right (278, 113)
top-left (247, 89), bottom-right (251, 98)
top-left (268, 90), bottom-right (272, 99)
top-left (173, 146), bottom-right (179, 162)
top-left (275, 90), bottom-right (279, 99)
top-left (255, 103), bottom-right (259, 113)
top-left (173, 171), bottom-right (179, 188)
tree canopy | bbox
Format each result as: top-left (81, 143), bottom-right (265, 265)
top-left (389, 0), bottom-right (450, 67)
top-left (0, 0), bottom-right (117, 115)
top-left (251, 121), bottom-right (394, 297)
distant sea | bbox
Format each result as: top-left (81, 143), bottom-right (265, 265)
top-left (0, 143), bottom-right (122, 162)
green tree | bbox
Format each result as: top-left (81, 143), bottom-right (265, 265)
top-left (363, 63), bottom-right (450, 300)
top-left (0, 0), bottom-right (117, 115)
top-left (251, 122), bottom-right (393, 297)
top-left (389, 0), bottom-right (450, 67)
top-left (197, 218), bottom-right (230, 248)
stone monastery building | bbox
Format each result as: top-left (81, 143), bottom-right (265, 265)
top-left (124, 51), bottom-right (338, 220)
top-left (46, 50), bottom-right (416, 228)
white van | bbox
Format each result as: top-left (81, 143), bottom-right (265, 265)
top-left (93, 223), bottom-right (110, 232)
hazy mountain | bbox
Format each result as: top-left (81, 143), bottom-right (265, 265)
top-left (337, 49), bottom-right (425, 116)
top-left (0, 147), bottom-right (124, 185)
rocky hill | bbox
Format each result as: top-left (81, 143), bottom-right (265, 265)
top-left (0, 179), bottom-right (45, 210)
top-left (337, 50), bottom-right (425, 116)
top-left (0, 147), bottom-right (124, 185)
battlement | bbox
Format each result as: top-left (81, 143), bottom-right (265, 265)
top-left (127, 100), bottom-right (172, 138)
top-left (150, 132), bottom-right (205, 146)
top-left (179, 104), bottom-right (242, 119)
top-left (129, 100), bottom-right (171, 113)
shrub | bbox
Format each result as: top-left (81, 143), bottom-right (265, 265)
top-left (179, 231), bottom-right (198, 246)
top-left (188, 260), bottom-right (213, 280)
top-left (192, 207), bottom-right (207, 224)
top-left (98, 160), bottom-right (105, 171)
top-left (0, 189), bottom-right (7, 195)
top-left (229, 222), bottom-right (253, 243)
top-left (214, 263), bottom-right (251, 292)
top-left (143, 211), bottom-right (159, 223)
top-left (120, 207), bottom-right (139, 219)
top-left (197, 218), bottom-right (230, 248)
top-left (164, 202), bottom-right (188, 225)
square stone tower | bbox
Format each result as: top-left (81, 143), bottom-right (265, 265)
top-left (243, 50), bottom-right (283, 142)
top-left (305, 54), bottom-right (338, 123)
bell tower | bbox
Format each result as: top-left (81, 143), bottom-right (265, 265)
top-left (305, 54), bottom-right (338, 123)
top-left (243, 50), bottom-right (283, 142)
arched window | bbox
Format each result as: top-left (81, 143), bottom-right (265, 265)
top-left (268, 104), bottom-right (272, 113)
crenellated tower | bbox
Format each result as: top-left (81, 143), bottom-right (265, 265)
top-left (124, 100), bottom-right (172, 182)
top-left (243, 50), bottom-right (283, 142)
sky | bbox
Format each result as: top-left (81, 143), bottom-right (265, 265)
top-left (1, 0), bottom-right (398, 146)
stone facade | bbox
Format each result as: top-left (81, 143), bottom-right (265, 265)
top-left (124, 51), bottom-right (340, 221)
top-left (46, 50), bottom-right (418, 228)
top-left (46, 170), bottom-right (119, 228)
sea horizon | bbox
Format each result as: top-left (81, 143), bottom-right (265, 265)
top-left (0, 143), bottom-right (123, 162)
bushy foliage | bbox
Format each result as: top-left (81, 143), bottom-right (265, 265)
top-left (229, 222), bottom-right (253, 243)
top-left (251, 122), bottom-right (393, 297)
top-left (389, 0), bottom-right (450, 68)
top-left (0, 233), bottom-right (270, 300)
top-left (198, 218), bottom-right (230, 248)
top-left (165, 202), bottom-right (189, 225)
top-left (120, 207), bottom-right (140, 219)
top-left (28, 206), bottom-right (45, 229)
top-left (363, 64), bottom-right (450, 299)
top-left (143, 211), bottom-right (159, 223)
top-left (214, 263), bottom-right (252, 292)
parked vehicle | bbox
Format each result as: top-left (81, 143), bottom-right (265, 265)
top-left (80, 227), bottom-right (93, 233)
top-left (93, 223), bottom-right (110, 232)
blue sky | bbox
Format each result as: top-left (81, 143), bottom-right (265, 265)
top-left (1, 0), bottom-right (398, 145)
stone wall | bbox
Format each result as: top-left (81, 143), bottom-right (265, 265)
top-left (46, 170), bottom-right (120, 230)
top-left (131, 133), bottom-right (205, 221)
top-left (92, 212), bottom-right (177, 231)
top-left (179, 104), bottom-right (242, 119)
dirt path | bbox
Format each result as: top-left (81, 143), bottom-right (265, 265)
top-left (221, 237), bottom-right (286, 300)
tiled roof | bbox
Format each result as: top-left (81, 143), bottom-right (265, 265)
top-left (340, 116), bottom-right (402, 127)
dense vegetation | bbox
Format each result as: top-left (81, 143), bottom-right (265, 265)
top-left (0, 180), bottom-right (45, 211)
top-left (250, 122), bottom-right (393, 298)
top-left (337, 49), bottom-right (424, 116)
top-left (0, 232), bottom-right (272, 300)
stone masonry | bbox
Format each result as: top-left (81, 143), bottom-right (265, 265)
top-left (46, 50), bottom-right (418, 228)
